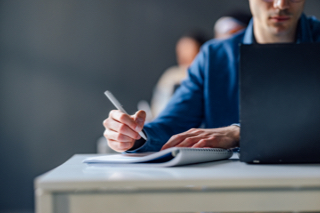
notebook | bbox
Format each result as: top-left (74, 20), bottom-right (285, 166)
top-left (239, 43), bottom-right (320, 164)
top-left (83, 147), bottom-right (233, 167)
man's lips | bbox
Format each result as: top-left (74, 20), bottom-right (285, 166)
top-left (270, 16), bottom-right (291, 22)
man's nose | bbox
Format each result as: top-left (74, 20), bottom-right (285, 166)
top-left (273, 0), bottom-right (290, 10)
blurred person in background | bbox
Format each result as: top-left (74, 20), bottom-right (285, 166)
top-left (150, 30), bottom-right (209, 118)
top-left (214, 10), bottom-right (252, 39)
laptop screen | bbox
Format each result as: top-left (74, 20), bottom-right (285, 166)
top-left (239, 43), bottom-right (320, 164)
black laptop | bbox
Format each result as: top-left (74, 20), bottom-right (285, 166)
top-left (239, 43), bottom-right (320, 164)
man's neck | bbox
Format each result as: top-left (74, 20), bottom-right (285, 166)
top-left (253, 23), bottom-right (297, 44)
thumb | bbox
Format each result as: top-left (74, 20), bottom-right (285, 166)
top-left (132, 110), bottom-right (146, 132)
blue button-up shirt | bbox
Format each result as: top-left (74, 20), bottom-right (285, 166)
top-left (129, 14), bottom-right (320, 153)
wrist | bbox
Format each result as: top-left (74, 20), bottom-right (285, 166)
top-left (228, 125), bottom-right (240, 147)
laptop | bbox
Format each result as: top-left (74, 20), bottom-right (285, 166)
top-left (239, 43), bottom-right (320, 164)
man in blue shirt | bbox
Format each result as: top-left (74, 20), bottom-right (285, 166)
top-left (103, 0), bottom-right (320, 153)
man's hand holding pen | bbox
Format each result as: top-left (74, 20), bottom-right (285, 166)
top-left (103, 110), bottom-right (146, 152)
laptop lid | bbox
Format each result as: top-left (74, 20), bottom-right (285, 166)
top-left (239, 43), bottom-right (320, 164)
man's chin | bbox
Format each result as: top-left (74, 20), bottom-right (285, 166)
top-left (270, 24), bottom-right (291, 36)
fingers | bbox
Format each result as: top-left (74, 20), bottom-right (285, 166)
top-left (104, 128), bottom-right (135, 152)
top-left (103, 123), bottom-right (137, 152)
top-left (103, 110), bottom-right (147, 152)
top-left (103, 119), bottom-right (140, 141)
top-left (110, 110), bottom-right (139, 132)
top-left (191, 136), bottom-right (229, 149)
top-left (161, 130), bottom-right (198, 150)
top-left (161, 134), bottom-right (186, 150)
top-left (191, 139), bottom-right (216, 148)
top-left (108, 139), bottom-right (135, 152)
top-left (104, 128), bottom-right (138, 142)
top-left (175, 136), bottom-right (205, 148)
top-left (132, 110), bottom-right (146, 132)
top-left (161, 128), bottom-right (229, 150)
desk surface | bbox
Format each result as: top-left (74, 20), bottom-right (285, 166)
top-left (36, 154), bottom-right (320, 191)
top-left (35, 154), bottom-right (320, 213)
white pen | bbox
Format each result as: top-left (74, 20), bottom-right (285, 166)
top-left (104, 90), bottom-right (147, 140)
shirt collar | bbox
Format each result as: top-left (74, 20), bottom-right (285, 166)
top-left (243, 18), bottom-right (254, 44)
top-left (242, 14), bottom-right (313, 44)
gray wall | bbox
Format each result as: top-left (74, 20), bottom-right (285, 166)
top-left (0, 0), bottom-right (319, 212)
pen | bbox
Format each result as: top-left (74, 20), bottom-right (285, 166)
top-left (104, 90), bottom-right (147, 140)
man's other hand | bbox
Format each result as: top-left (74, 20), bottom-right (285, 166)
top-left (161, 125), bottom-right (240, 150)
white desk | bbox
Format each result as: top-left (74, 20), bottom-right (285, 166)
top-left (35, 154), bottom-right (320, 213)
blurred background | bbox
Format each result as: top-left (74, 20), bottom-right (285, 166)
top-left (0, 0), bottom-right (319, 212)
